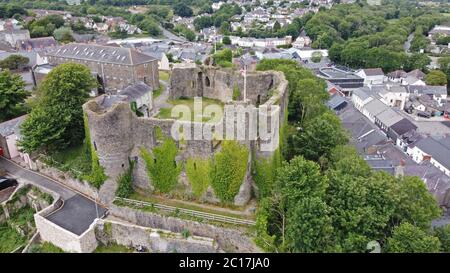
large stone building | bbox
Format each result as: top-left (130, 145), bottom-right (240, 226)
top-left (42, 43), bottom-right (159, 92)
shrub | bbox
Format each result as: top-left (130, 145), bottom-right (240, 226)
top-left (116, 160), bottom-right (135, 198)
top-left (210, 141), bottom-right (248, 203)
top-left (186, 157), bottom-right (211, 199)
top-left (140, 138), bottom-right (181, 193)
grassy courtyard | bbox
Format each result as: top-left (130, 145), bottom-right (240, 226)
top-left (157, 97), bottom-right (224, 122)
top-left (159, 71), bottom-right (170, 82)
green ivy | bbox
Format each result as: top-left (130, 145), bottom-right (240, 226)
top-left (186, 157), bottom-right (211, 199)
top-left (232, 84), bottom-right (241, 101)
top-left (140, 138), bottom-right (181, 193)
top-left (253, 149), bottom-right (282, 199)
top-left (210, 141), bottom-right (248, 203)
top-left (115, 160), bottom-right (135, 198)
top-left (83, 113), bottom-right (107, 189)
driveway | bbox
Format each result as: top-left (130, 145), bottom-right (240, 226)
top-left (0, 157), bottom-right (107, 235)
top-left (46, 194), bottom-right (107, 235)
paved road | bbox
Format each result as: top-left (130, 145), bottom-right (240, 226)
top-left (0, 157), bottom-right (107, 235)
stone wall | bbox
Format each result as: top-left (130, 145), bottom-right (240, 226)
top-left (169, 65), bottom-right (279, 106)
top-left (110, 204), bottom-right (261, 253)
top-left (35, 198), bottom-right (98, 253)
top-left (83, 65), bottom-right (289, 206)
top-left (95, 219), bottom-right (218, 253)
top-left (35, 160), bottom-right (99, 201)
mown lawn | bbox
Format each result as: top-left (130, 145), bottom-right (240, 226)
top-left (157, 97), bottom-right (224, 122)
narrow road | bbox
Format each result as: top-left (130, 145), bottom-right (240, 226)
top-left (404, 33), bottom-right (414, 55)
top-left (0, 157), bottom-right (107, 235)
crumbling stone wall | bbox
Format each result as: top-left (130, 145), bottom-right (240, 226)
top-left (170, 65), bottom-right (279, 106)
top-left (95, 219), bottom-right (219, 253)
top-left (83, 65), bottom-right (288, 207)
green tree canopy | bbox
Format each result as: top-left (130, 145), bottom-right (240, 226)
top-left (0, 70), bottom-right (28, 122)
top-left (425, 70), bottom-right (448, 86)
top-left (387, 222), bottom-right (441, 253)
top-left (19, 63), bottom-right (96, 153)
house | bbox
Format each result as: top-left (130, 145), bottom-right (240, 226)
top-left (351, 88), bottom-right (373, 111)
top-left (0, 115), bottom-right (27, 159)
top-left (407, 85), bottom-right (448, 105)
top-left (141, 47), bottom-right (170, 71)
top-left (378, 85), bottom-right (408, 109)
top-left (361, 98), bottom-right (389, 123)
top-left (387, 70), bottom-right (407, 82)
top-left (15, 37), bottom-right (57, 52)
top-left (292, 35), bottom-right (311, 49)
top-left (388, 118), bottom-right (418, 149)
top-left (355, 68), bottom-right (385, 85)
top-left (0, 29), bottom-right (30, 47)
top-left (327, 93), bottom-right (348, 111)
top-left (374, 108), bottom-right (403, 133)
top-left (407, 137), bottom-right (450, 177)
top-left (118, 82), bottom-right (153, 117)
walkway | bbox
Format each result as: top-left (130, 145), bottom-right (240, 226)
top-left (0, 157), bottom-right (107, 235)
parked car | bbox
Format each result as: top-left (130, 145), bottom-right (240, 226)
top-left (417, 111), bottom-right (431, 118)
top-left (0, 176), bottom-right (18, 191)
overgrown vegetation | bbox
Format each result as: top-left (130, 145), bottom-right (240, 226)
top-left (253, 58), bottom-right (446, 253)
top-left (140, 138), bottom-right (181, 193)
top-left (29, 242), bottom-right (65, 253)
top-left (185, 157), bottom-right (211, 199)
top-left (210, 141), bottom-right (248, 203)
top-left (116, 160), bottom-right (135, 198)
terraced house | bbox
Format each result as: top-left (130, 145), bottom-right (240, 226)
top-left (41, 43), bottom-right (159, 92)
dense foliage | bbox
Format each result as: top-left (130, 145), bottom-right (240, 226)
top-left (19, 63), bottom-right (96, 153)
top-left (185, 157), bottom-right (211, 199)
top-left (0, 70), bottom-right (28, 123)
top-left (254, 59), bottom-right (443, 253)
top-left (140, 138), bottom-right (181, 193)
top-left (210, 141), bottom-right (248, 203)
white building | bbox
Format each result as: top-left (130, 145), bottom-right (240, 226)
top-left (356, 68), bottom-right (385, 85)
top-left (407, 137), bottom-right (450, 177)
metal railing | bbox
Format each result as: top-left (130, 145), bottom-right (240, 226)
top-left (115, 197), bottom-right (256, 226)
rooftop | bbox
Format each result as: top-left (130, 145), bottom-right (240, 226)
top-left (45, 43), bottom-right (157, 65)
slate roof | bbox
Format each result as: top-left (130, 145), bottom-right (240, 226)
top-left (390, 118), bottom-right (417, 136)
top-left (352, 88), bottom-right (372, 101)
top-left (327, 94), bottom-right (347, 110)
top-left (406, 69), bottom-right (425, 79)
top-left (362, 68), bottom-right (384, 76)
top-left (45, 43), bottom-right (157, 65)
top-left (16, 37), bottom-right (57, 51)
top-left (388, 70), bottom-right (407, 78)
top-left (120, 82), bottom-right (152, 99)
top-left (407, 85), bottom-right (448, 96)
top-left (375, 108), bottom-right (403, 127)
top-left (414, 137), bottom-right (450, 170)
top-left (0, 115), bottom-right (27, 137)
top-left (363, 99), bottom-right (388, 116)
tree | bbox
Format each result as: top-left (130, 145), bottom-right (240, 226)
top-left (173, 3), bottom-right (193, 17)
top-left (393, 176), bottom-right (442, 229)
top-left (0, 70), bottom-right (28, 122)
top-left (222, 36), bottom-right (231, 45)
top-left (0, 54), bottom-right (29, 70)
top-left (286, 197), bottom-right (335, 253)
top-left (425, 70), bottom-right (447, 86)
top-left (53, 27), bottom-right (74, 43)
top-left (138, 19), bottom-right (162, 36)
top-left (289, 111), bottom-right (348, 161)
top-left (311, 51), bottom-right (323, 63)
top-left (387, 222), bottom-right (441, 253)
top-left (433, 225), bottom-right (450, 253)
top-left (19, 63), bottom-right (96, 153)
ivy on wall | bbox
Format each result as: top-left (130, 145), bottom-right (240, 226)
top-left (115, 159), bottom-right (135, 198)
top-left (253, 148), bottom-right (282, 199)
top-left (83, 113), bottom-right (107, 189)
top-left (140, 138), bottom-right (181, 193)
top-left (232, 84), bottom-right (240, 101)
top-left (185, 157), bottom-right (211, 199)
top-left (210, 141), bottom-right (249, 203)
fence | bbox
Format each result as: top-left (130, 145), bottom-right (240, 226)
top-left (115, 197), bottom-right (256, 226)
